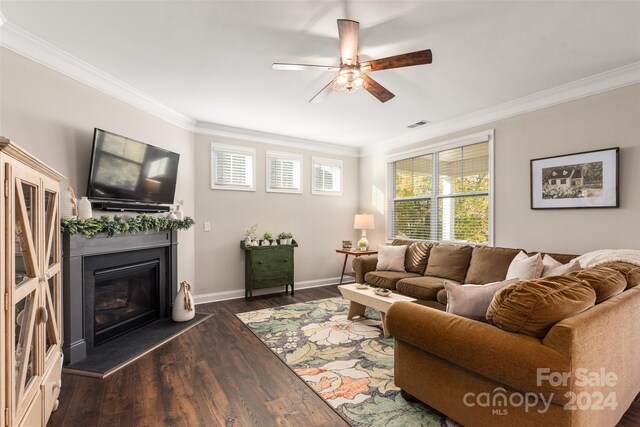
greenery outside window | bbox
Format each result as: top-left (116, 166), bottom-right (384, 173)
top-left (387, 131), bottom-right (493, 245)
top-left (211, 143), bottom-right (256, 191)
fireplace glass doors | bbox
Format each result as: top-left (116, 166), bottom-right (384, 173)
top-left (82, 247), bottom-right (169, 350)
top-left (93, 261), bottom-right (160, 346)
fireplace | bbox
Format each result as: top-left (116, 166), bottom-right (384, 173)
top-left (90, 258), bottom-right (161, 347)
top-left (63, 230), bottom-right (177, 364)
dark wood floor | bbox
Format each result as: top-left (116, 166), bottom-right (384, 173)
top-left (49, 285), bottom-right (640, 427)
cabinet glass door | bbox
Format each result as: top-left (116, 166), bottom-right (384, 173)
top-left (43, 188), bottom-right (61, 359)
top-left (9, 168), bottom-right (43, 422)
top-left (7, 172), bottom-right (42, 421)
top-left (14, 181), bottom-right (38, 288)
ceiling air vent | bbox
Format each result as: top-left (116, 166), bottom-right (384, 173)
top-left (407, 120), bottom-right (430, 129)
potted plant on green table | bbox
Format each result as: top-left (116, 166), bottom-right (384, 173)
top-left (278, 232), bottom-right (293, 244)
top-left (278, 232), bottom-right (287, 245)
top-left (262, 232), bottom-right (272, 246)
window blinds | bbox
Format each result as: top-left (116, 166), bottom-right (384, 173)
top-left (388, 140), bottom-right (490, 244)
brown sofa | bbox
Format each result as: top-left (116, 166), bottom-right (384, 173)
top-left (352, 239), bottom-right (575, 309)
top-left (355, 240), bottom-right (640, 426)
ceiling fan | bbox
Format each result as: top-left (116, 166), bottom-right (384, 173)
top-left (272, 19), bottom-right (432, 103)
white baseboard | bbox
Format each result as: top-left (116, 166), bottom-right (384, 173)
top-left (193, 276), bottom-right (353, 305)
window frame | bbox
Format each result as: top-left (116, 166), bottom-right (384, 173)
top-left (266, 150), bottom-right (303, 194)
top-left (210, 143), bottom-right (256, 192)
top-left (386, 130), bottom-right (494, 245)
top-left (311, 156), bottom-right (343, 196)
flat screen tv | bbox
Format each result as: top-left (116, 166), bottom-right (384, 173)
top-left (87, 128), bottom-right (180, 204)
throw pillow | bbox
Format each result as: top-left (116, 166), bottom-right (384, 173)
top-left (376, 245), bottom-right (407, 272)
top-left (599, 262), bottom-right (640, 290)
top-left (505, 251), bottom-right (544, 280)
top-left (486, 275), bottom-right (596, 338)
top-left (542, 255), bottom-right (581, 277)
top-left (445, 279), bottom-right (518, 322)
top-left (570, 266), bottom-right (626, 303)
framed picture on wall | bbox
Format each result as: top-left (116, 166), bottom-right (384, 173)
top-left (530, 147), bottom-right (619, 209)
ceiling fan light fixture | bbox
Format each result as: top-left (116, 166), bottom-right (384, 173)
top-left (335, 67), bottom-right (364, 92)
top-left (275, 18), bottom-right (431, 103)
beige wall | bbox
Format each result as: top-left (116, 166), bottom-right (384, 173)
top-left (0, 47), bottom-right (196, 284)
top-left (3, 43), bottom-right (639, 299)
top-left (360, 83), bottom-right (640, 254)
top-left (193, 134), bottom-right (360, 300)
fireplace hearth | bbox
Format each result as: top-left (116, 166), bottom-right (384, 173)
top-left (63, 230), bottom-right (178, 365)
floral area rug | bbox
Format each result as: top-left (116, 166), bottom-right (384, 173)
top-left (237, 297), bottom-right (456, 426)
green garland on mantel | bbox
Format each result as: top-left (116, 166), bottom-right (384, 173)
top-left (61, 215), bottom-right (195, 238)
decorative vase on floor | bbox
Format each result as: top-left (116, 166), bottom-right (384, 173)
top-left (172, 281), bottom-right (195, 322)
top-left (77, 197), bottom-right (92, 219)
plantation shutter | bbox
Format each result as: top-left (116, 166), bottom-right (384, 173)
top-left (312, 157), bottom-right (342, 195)
top-left (267, 151), bottom-right (302, 193)
top-left (211, 143), bottom-right (255, 190)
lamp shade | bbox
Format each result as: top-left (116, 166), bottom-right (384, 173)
top-left (353, 214), bottom-right (375, 230)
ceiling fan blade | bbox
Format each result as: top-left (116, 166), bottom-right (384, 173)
top-left (272, 63), bottom-right (340, 71)
top-left (361, 74), bottom-right (395, 103)
top-left (309, 76), bottom-right (338, 103)
top-left (361, 49), bottom-right (432, 72)
top-left (337, 19), bottom-right (359, 66)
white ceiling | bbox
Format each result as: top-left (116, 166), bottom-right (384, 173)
top-left (2, 1), bottom-right (640, 148)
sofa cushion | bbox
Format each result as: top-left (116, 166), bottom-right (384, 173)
top-left (486, 276), bottom-right (596, 338)
top-left (376, 245), bottom-right (407, 272)
top-left (424, 244), bottom-right (473, 283)
top-left (531, 252), bottom-right (578, 265)
top-left (364, 271), bottom-right (421, 290)
top-left (599, 262), bottom-right (640, 290)
top-left (436, 289), bottom-right (448, 305)
top-left (570, 266), bottom-right (626, 303)
top-left (505, 251), bottom-right (544, 280)
top-left (465, 246), bottom-right (522, 284)
top-left (542, 255), bottom-right (581, 277)
top-left (404, 242), bottom-right (432, 274)
top-left (396, 276), bottom-right (460, 301)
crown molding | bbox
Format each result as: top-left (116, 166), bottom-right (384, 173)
top-left (1, 19), bottom-right (638, 157)
top-left (360, 61), bottom-right (640, 157)
top-left (0, 21), bottom-right (196, 131)
top-left (195, 122), bottom-right (360, 157)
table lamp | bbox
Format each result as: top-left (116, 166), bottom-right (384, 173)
top-left (354, 214), bottom-right (374, 251)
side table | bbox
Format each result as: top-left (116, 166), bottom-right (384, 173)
top-left (335, 249), bottom-right (378, 285)
top-left (242, 240), bottom-right (298, 298)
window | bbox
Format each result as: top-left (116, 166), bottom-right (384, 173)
top-left (387, 131), bottom-right (493, 245)
top-left (266, 151), bottom-right (302, 193)
top-left (211, 143), bottom-right (255, 191)
top-left (312, 156), bottom-right (343, 196)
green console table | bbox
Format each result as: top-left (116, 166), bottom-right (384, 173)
top-left (240, 240), bottom-right (298, 298)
